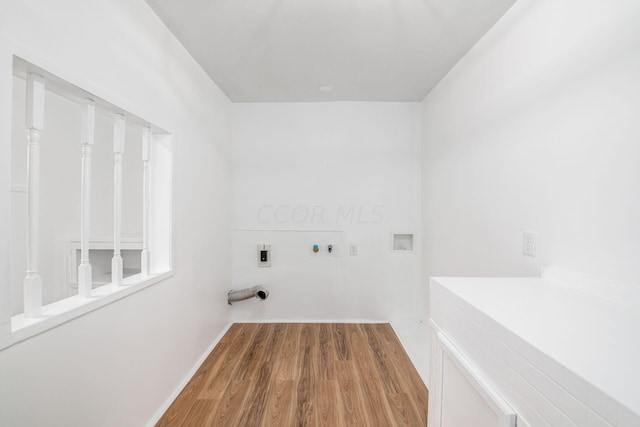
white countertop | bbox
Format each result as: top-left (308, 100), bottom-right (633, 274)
top-left (432, 276), bottom-right (640, 417)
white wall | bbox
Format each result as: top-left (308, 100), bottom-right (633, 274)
top-left (0, 1), bottom-right (232, 426)
top-left (232, 102), bottom-right (422, 321)
top-left (422, 0), bottom-right (640, 308)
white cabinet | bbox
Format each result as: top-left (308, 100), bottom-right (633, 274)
top-left (429, 273), bottom-right (640, 427)
top-left (429, 331), bottom-right (516, 427)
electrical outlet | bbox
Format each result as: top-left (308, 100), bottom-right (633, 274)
top-left (349, 244), bottom-right (358, 256)
top-left (522, 232), bottom-right (536, 257)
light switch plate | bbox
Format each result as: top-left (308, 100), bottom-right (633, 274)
top-left (522, 232), bottom-right (536, 257)
top-left (258, 244), bottom-right (271, 267)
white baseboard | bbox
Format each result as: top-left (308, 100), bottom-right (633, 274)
top-left (229, 317), bottom-right (390, 324)
top-left (146, 321), bottom-right (233, 426)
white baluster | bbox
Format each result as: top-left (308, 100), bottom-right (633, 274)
top-left (78, 100), bottom-right (95, 297)
top-left (112, 114), bottom-right (125, 287)
top-left (23, 74), bottom-right (45, 318)
top-left (141, 127), bottom-right (151, 276)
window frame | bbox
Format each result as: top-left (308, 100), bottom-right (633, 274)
top-left (0, 54), bottom-right (175, 351)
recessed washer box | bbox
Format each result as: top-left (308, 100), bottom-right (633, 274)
top-left (391, 232), bottom-right (414, 252)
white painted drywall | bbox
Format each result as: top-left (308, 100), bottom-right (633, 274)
top-left (232, 102), bottom-right (422, 321)
top-left (10, 76), bottom-right (144, 313)
top-left (0, 1), bottom-right (232, 425)
top-left (421, 0), bottom-right (640, 311)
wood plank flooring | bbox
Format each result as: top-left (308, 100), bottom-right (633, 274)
top-left (156, 323), bottom-right (428, 426)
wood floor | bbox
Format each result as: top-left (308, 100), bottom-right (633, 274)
top-left (157, 323), bottom-right (428, 426)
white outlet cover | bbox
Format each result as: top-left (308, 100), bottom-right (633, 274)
top-left (349, 244), bottom-right (358, 256)
top-left (522, 232), bottom-right (536, 257)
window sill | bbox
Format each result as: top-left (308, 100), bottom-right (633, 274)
top-left (1, 271), bottom-right (173, 351)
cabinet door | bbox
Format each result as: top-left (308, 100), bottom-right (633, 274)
top-left (430, 331), bottom-right (516, 427)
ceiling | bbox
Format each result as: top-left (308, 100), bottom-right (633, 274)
top-left (145, 0), bottom-right (517, 102)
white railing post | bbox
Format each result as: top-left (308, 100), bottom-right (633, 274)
top-left (23, 74), bottom-right (45, 318)
top-left (112, 114), bottom-right (125, 287)
top-left (78, 99), bottom-right (95, 297)
top-left (141, 127), bottom-right (151, 276)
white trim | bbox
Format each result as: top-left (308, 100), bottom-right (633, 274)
top-left (145, 321), bottom-right (234, 427)
top-left (11, 48), bottom-right (172, 135)
top-left (3, 54), bottom-right (175, 351)
top-left (141, 127), bottom-right (151, 275)
top-left (390, 320), bottom-right (430, 388)
top-left (67, 239), bottom-right (143, 287)
top-left (228, 317), bottom-right (391, 324)
top-left (23, 73), bottom-right (45, 318)
top-left (2, 271), bottom-right (173, 350)
top-left (438, 332), bottom-right (516, 426)
top-left (78, 99), bottom-right (95, 298)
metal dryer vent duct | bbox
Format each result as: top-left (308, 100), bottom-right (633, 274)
top-left (228, 286), bottom-right (269, 305)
